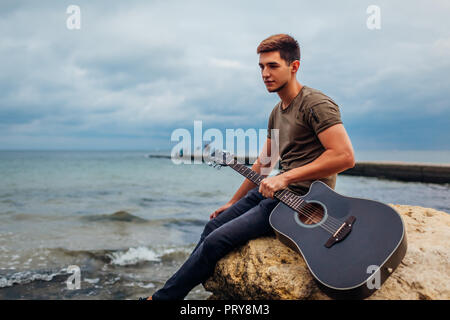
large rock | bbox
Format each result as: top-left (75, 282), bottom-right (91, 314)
top-left (203, 204), bottom-right (450, 300)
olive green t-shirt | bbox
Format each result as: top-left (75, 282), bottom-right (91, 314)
top-left (267, 85), bottom-right (343, 195)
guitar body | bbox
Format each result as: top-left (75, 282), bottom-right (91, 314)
top-left (269, 181), bottom-right (407, 299)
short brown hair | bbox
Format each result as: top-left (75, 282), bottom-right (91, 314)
top-left (257, 34), bottom-right (300, 65)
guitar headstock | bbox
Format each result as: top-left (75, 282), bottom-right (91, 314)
top-left (207, 149), bottom-right (235, 169)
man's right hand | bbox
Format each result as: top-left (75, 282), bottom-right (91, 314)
top-left (210, 202), bottom-right (234, 220)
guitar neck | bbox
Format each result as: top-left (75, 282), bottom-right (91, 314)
top-left (228, 161), bottom-right (305, 209)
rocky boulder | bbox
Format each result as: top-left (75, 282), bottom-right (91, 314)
top-left (203, 204), bottom-right (450, 300)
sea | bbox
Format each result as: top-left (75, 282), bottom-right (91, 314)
top-left (0, 150), bottom-right (449, 300)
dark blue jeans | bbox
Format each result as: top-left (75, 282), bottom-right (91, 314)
top-left (152, 187), bottom-right (280, 300)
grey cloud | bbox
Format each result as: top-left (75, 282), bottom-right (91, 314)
top-left (0, 0), bottom-right (449, 150)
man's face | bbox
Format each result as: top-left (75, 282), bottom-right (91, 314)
top-left (259, 51), bottom-right (292, 93)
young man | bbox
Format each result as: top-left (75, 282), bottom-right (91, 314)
top-left (148, 34), bottom-right (355, 300)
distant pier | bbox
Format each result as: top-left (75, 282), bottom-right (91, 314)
top-left (341, 161), bottom-right (450, 184)
top-left (147, 154), bottom-right (450, 184)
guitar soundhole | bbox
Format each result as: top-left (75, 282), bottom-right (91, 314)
top-left (297, 202), bottom-right (325, 225)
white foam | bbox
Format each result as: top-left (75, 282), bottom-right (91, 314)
top-left (84, 278), bottom-right (100, 284)
top-left (137, 282), bottom-right (155, 289)
top-left (108, 247), bottom-right (164, 266)
top-left (0, 270), bottom-right (63, 288)
top-left (104, 276), bottom-right (120, 285)
top-left (123, 281), bottom-right (155, 289)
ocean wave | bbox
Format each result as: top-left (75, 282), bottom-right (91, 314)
top-left (81, 210), bottom-right (147, 223)
top-left (124, 281), bottom-right (155, 289)
top-left (0, 270), bottom-right (65, 288)
top-left (0, 199), bottom-right (17, 204)
top-left (162, 218), bottom-right (207, 227)
top-left (32, 243), bottom-right (196, 268)
top-left (139, 197), bottom-right (207, 207)
top-left (80, 211), bottom-right (206, 228)
top-left (107, 246), bottom-right (192, 267)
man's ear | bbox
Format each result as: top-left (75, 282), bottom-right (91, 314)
top-left (290, 60), bottom-right (300, 73)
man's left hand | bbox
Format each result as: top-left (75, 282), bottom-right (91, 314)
top-left (258, 174), bottom-right (289, 199)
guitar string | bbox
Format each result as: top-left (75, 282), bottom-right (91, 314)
top-left (300, 204), bottom-right (342, 230)
top-left (289, 194), bottom-right (344, 228)
top-left (232, 163), bottom-right (341, 234)
top-left (301, 204), bottom-right (342, 227)
top-left (252, 172), bottom-right (344, 229)
top-left (275, 189), bottom-right (342, 232)
top-left (274, 188), bottom-right (344, 229)
top-left (250, 176), bottom-right (339, 234)
top-left (247, 168), bottom-right (342, 233)
top-left (278, 189), bottom-right (343, 227)
top-left (227, 160), bottom-right (342, 234)
top-left (289, 195), bottom-right (331, 226)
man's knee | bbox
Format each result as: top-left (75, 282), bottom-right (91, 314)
top-left (201, 234), bottom-right (218, 261)
top-left (202, 230), bottom-right (232, 260)
top-left (202, 219), bottom-right (218, 237)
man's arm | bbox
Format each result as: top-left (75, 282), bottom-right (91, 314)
top-left (258, 124), bottom-right (355, 198)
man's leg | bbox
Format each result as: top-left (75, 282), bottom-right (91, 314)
top-left (151, 188), bottom-right (279, 300)
top-left (190, 187), bottom-right (265, 253)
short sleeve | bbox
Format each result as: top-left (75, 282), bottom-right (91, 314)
top-left (267, 107), bottom-right (276, 139)
top-left (306, 100), bottom-right (343, 135)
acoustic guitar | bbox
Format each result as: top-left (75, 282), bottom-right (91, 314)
top-left (209, 150), bottom-right (407, 299)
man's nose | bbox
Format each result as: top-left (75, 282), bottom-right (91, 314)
top-left (262, 67), bottom-right (270, 78)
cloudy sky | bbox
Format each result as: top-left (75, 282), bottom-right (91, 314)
top-left (0, 0), bottom-right (449, 152)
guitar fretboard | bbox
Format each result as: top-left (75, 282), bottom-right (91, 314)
top-left (228, 161), bottom-right (307, 212)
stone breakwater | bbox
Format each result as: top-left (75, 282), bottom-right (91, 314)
top-left (341, 161), bottom-right (450, 184)
top-left (203, 205), bottom-right (450, 300)
top-left (148, 154), bottom-right (450, 184)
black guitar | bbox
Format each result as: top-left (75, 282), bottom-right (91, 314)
top-left (209, 150), bottom-right (407, 299)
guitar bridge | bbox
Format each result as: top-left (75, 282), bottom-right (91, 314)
top-left (324, 216), bottom-right (356, 248)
